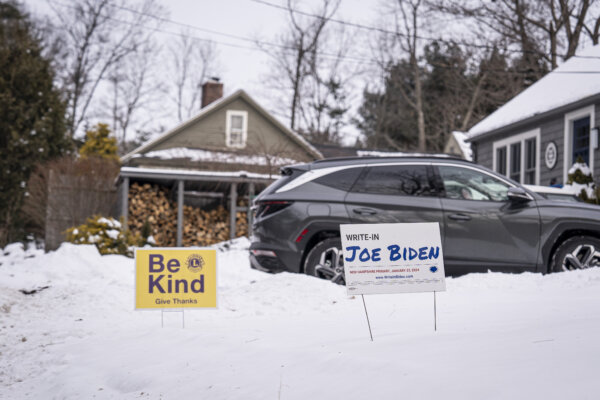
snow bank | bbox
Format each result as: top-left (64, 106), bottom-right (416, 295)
top-left (2, 241), bottom-right (600, 399)
top-left (0, 241), bottom-right (44, 267)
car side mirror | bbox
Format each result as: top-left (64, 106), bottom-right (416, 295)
top-left (507, 187), bottom-right (531, 202)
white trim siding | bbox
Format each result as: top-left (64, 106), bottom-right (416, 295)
top-left (492, 128), bottom-right (541, 184)
top-left (563, 105), bottom-right (595, 183)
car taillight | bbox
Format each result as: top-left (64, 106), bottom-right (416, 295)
top-left (255, 201), bottom-right (293, 218)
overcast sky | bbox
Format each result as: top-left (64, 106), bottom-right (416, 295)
top-left (24, 0), bottom-right (380, 145)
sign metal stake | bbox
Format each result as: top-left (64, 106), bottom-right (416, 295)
top-left (433, 291), bottom-right (437, 332)
top-left (361, 295), bottom-right (373, 341)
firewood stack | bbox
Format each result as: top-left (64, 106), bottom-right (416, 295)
top-left (127, 182), bottom-right (249, 247)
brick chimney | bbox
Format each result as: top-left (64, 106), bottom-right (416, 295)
top-left (201, 78), bottom-right (223, 108)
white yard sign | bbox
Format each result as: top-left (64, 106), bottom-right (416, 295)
top-left (340, 223), bottom-right (446, 295)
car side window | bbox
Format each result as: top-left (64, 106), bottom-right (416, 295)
top-left (438, 165), bottom-right (510, 201)
top-left (351, 164), bottom-right (437, 196)
top-left (313, 167), bottom-right (363, 192)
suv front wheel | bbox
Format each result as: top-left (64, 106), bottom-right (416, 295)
top-left (551, 236), bottom-right (600, 272)
top-left (304, 237), bottom-right (345, 285)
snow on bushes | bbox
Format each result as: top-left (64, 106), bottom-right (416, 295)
top-left (564, 156), bottom-right (597, 202)
top-left (65, 215), bottom-right (154, 257)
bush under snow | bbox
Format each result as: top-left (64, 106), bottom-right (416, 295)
top-left (65, 215), bottom-right (154, 257)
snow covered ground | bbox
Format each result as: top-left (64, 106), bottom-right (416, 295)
top-left (1, 240), bottom-right (600, 399)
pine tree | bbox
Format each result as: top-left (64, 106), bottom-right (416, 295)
top-left (0, 2), bottom-right (71, 245)
top-left (79, 123), bottom-right (120, 162)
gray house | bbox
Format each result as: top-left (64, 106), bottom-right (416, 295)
top-left (467, 44), bottom-right (600, 186)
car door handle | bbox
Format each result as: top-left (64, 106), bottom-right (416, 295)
top-left (448, 213), bottom-right (471, 221)
top-left (353, 207), bottom-right (377, 216)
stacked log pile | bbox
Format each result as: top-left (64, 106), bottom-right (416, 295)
top-left (127, 182), bottom-right (248, 247)
top-left (128, 183), bottom-right (176, 246)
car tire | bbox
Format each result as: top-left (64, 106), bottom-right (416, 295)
top-left (304, 237), bottom-right (345, 285)
top-left (550, 235), bottom-right (600, 272)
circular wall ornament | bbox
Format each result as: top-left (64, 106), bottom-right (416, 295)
top-left (545, 141), bottom-right (558, 170)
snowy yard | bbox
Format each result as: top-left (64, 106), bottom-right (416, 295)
top-left (1, 240), bottom-right (600, 399)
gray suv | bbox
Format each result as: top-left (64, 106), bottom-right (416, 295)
top-left (249, 156), bottom-right (600, 283)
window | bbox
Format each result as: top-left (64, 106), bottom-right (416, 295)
top-left (438, 165), bottom-right (510, 202)
top-left (492, 129), bottom-right (540, 185)
top-left (525, 138), bottom-right (536, 184)
top-left (510, 142), bottom-right (521, 182)
top-left (564, 105), bottom-right (595, 183)
top-left (496, 147), bottom-right (507, 176)
top-left (226, 110), bottom-right (248, 148)
top-left (352, 164), bottom-right (437, 197)
top-left (314, 167), bottom-right (362, 192)
top-left (572, 116), bottom-right (590, 164)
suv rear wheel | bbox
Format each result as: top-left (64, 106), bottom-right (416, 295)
top-left (304, 237), bottom-right (345, 285)
top-left (551, 236), bottom-right (600, 272)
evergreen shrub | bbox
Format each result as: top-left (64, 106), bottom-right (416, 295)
top-left (65, 216), bottom-right (154, 257)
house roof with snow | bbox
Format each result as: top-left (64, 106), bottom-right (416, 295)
top-left (468, 44), bottom-right (600, 140)
top-left (121, 89), bottom-right (322, 175)
top-left (444, 131), bottom-right (472, 161)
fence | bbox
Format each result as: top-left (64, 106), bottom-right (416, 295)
top-left (45, 170), bottom-right (117, 251)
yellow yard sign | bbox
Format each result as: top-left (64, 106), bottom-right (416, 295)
top-left (135, 248), bottom-right (217, 309)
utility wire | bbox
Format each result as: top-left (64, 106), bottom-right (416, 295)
top-left (48, 0), bottom-right (600, 75)
top-left (101, 0), bottom-right (377, 64)
top-left (49, 0), bottom-right (376, 66)
top-left (249, 0), bottom-right (600, 61)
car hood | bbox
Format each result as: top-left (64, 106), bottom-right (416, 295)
top-left (536, 198), bottom-right (600, 212)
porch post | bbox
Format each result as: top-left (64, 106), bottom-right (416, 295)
top-left (121, 176), bottom-right (129, 228)
top-left (247, 182), bottom-right (255, 237)
top-left (230, 183), bottom-right (237, 240)
top-left (177, 180), bottom-right (184, 247)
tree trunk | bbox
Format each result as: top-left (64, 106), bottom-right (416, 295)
top-left (461, 71), bottom-right (487, 131)
top-left (413, 58), bottom-right (426, 152)
top-left (290, 42), bottom-right (304, 131)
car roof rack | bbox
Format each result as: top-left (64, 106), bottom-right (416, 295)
top-left (312, 153), bottom-right (470, 164)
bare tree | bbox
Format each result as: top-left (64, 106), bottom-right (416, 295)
top-left (584, 2), bottom-right (600, 44)
top-left (104, 41), bottom-right (164, 148)
top-left (260, 0), bottom-right (341, 132)
top-left (167, 31), bottom-right (218, 122)
top-left (297, 22), bottom-right (359, 144)
top-left (430, 0), bottom-right (600, 69)
top-left (48, 0), bottom-right (162, 137)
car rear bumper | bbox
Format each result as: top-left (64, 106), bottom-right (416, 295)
top-left (249, 252), bottom-right (288, 273)
top-left (249, 239), bottom-right (303, 273)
